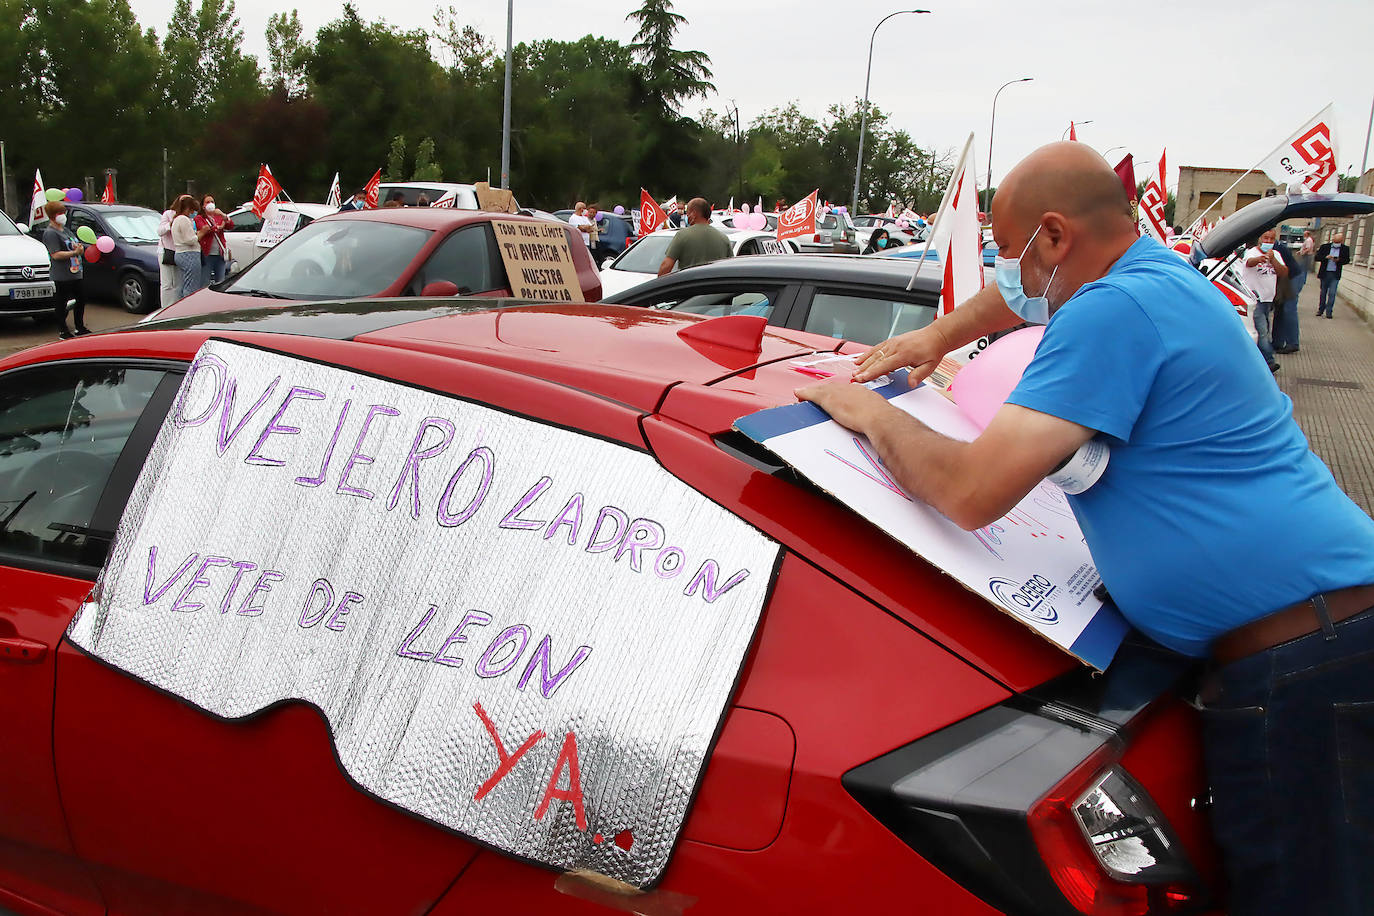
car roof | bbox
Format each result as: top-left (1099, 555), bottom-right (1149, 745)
top-left (308, 209), bottom-right (549, 230)
top-left (603, 253), bottom-right (939, 300)
top-left (68, 203), bottom-right (157, 214)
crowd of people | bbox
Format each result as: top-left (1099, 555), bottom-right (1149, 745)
top-left (157, 193), bottom-right (231, 307)
top-left (1239, 227), bottom-right (1348, 372)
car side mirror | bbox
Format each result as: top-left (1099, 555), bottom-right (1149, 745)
top-left (15, 223), bottom-right (28, 234)
top-left (420, 280), bottom-right (461, 297)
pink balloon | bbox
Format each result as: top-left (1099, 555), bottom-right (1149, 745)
top-left (947, 326), bottom-right (1046, 430)
top-left (96, 235), bottom-right (115, 253)
top-left (739, 203), bottom-right (751, 214)
top-left (751, 212), bottom-right (768, 231)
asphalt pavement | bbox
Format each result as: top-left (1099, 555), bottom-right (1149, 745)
top-left (0, 297), bottom-right (143, 359)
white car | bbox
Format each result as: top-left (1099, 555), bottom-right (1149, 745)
top-left (224, 202), bottom-right (338, 276)
top-left (0, 210), bottom-right (58, 321)
top-left (599, 228), bottom-right (796, 298)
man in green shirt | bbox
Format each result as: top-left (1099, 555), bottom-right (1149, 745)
top-left (658, 198), bottom-right (732, 275)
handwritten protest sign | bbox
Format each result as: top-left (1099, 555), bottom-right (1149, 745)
top-left (255, 209), bottom-right (298, 249)
top-left (735, 372), bottom-right (1126, 670)
top-left (69, 340), bottom-right (780, 887)
top-left (491, 218), bottom-right (585, 303)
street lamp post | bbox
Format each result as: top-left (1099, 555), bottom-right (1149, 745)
top-left (984, 77), bottom-right (1032, 216)
top-left (1104, 145), bottom-right (1126, 159)
top-left (1062, 119), bottom-right (1093, 140)
top-left (851, 8), bottom-right (929, 214)
top-left (499, 0), bottom-right (513, 189)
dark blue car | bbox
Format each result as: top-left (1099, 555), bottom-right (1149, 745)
top-left (30, 203), bottom-right (163, 313)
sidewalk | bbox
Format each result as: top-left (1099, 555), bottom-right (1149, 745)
top-left (1274, 279), bottom-right (1374, 516)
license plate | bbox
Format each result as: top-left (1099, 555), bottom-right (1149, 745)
top-left (757, 239), bottom-right (788, 255)
top-left (10, 284), bottom-right (54, 300)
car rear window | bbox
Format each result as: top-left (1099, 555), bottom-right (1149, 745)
top-left (613, 235), bottom-right (673, 273)
top-left (225, 219), bottom-right (431, 300)
top-left (803, 291), bottom-right (936, 344)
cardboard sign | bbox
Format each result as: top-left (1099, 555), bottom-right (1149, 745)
top-left (255, 209), bottom-right (299, 249)
top-left (735, 373), bottom-right (1127, 670)
top-left (491, 218), bottom-right (585, 303)
top-left (68, 340), bottom-right (781, 888)
top-left (475, 181), bottom-right (519, 214)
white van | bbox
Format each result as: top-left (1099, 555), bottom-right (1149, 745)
top-left (0, 211), bottom-right (59, 321)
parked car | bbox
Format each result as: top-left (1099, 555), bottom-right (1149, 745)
top-left (0, 208), bottom-right (57, 321)
top-left (377, 182), bottom-right (520, 211)
top-left (0, 298), bottom-right (1220, 914)
top-left (27, 203), bottom-right (162, 313)
top-left (144, 209), bottom-right (602, 321)
top-left (852, 214), bottom-right (927, 250)
top-left (223, 202), bottom-right (338, 276)
top-left (598, 227), bottom-right (796, 298)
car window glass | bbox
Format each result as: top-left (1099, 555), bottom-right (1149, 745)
top-left (0, 210), bottom-right (21, 237)
top-left (613, 235), bottom-right (673, 273)
top-left (68, 211), bottom-right (100, 236)
top-left (0, 366), bottom-right (166, 569)
top-left (103, 211), bottom-right (161, 243)
top-left (416, 226), bottom-right (496, 293)
top-left (820, 215), bottom-right (837, 230)
top-left (652, 287), bottom-right (779, 319)
top-left (229, 210), bottom-right (263, 232)
top-left (804, 291), bottom-right (936, 344)
top-left (226, 219), bottom-right (431, 300)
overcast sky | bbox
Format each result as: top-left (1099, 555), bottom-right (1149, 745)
top-left (129, 0), bottom-right (1374, 193)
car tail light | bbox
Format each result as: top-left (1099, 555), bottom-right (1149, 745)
top-left (813, 233), bottom-right (822, 243)
top-left (1029, 750), bottom-right (1200, 915)
top-left (1211, 280), bottom-right (1249, 317)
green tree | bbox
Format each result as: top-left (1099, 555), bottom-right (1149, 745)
top-left (265, 10), bottom-right (309, 97)
top-left (625, 0), bottom-right (713, 114)
top-left (413, 137), bottom-right (443, 181)
top-left (386, 135), bottom-right (407, 180)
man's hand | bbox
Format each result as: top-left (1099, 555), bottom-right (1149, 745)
top-left (852, 323), bottom-right (953, 386)
top-left (795, 378), bottom-right (892, 434)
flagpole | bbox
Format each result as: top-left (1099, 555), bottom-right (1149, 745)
top-left (851, 8), bottom-right (930, 214)
top-left (0, 140), bottom-right (8, 217)
top-left (500, 0), bottom-right (513, 190)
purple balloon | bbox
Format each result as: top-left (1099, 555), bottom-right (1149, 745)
top-left (65, 188), bottom-right (83, 202)
top-left (613, 205), bottom-right (625, 215)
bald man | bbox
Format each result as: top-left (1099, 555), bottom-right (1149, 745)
top-left (798, 142), bottom-right (1374, 915)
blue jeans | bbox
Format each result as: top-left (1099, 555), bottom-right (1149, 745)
top-left (1201, 605), bottom-right (1374, 915)
top-left (1252, 299), bottom-right (1275, 364)
top-left (174, 250), bottom-right (203, 299)
top-left (1318, 273), bottom-right (1340, 316)
top-left (204, 253), bottom-right (226, 285)
top-left (1272, 273), bottom-right (1304, 350)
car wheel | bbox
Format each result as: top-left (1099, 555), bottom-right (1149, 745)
top-left (120, 271), bottom-right (154, 313)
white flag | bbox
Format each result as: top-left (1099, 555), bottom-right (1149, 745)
top-left (326, 172), bottom-right (341, 208)
top-left (29, 169), bottom-right (45, 222)
top-left (661, 196), bottom-right (679, 214)
top-left (431, 189), bottom-right (459, 209)
top-left (911, 133), bottom-right (984, 321)
top-left (1259, 104), bottom-right (1339, 194)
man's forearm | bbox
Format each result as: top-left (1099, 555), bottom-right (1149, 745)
top-left (854, 403), bottom-right (980, 528)
top-left (933, 284), bottom-right (1023, 349)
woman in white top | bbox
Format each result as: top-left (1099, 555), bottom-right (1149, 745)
top-left (170, 195), bottom-right (211, 301)
top-left (157, 199), bottom-right (181, 307)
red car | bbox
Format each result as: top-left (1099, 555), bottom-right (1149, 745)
top-left (0, 301), bottom-right (1220, 915)
top-left (148, 210), bottom-right (602, 321)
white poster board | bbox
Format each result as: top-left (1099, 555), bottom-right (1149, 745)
top-left (735, 371), bottom-right (1126, 669)
top-left (69, 340), bottom-right (780, 888)
top-left (255, 209), bottom-right (299, 249)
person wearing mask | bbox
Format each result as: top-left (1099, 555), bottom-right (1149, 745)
top-left (1314, 232), bottom-right (1351, 318)
top-left (863, 227), bottom-right (895, 254)
top-left (157, 197), bottom-right (181, 307)
top-left (658, 198), bottom-right (732, 276)
top-left (1240, 229), bottom-right (1287, 372)
top-left (41, 201), bottom-right (90, 338)
top-left (171, 195), bottom-right (211, 301)
top-left (568, 202), bottom-right (595, 249)
top-left (798, 142), bottom-right (1374, 916)
top-left (196, 193), bottom-right (231, 287)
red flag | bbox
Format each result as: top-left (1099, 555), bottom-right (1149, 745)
top-left (1114, 155), bottom-right (1138, 236)
top-left (251, 164), bottom-right (283, 218)
top-left (1068, 121), bottom-right (1077, 141)
top-left (777, 190), bottom-right (819, 243)
top-left (363, 169), bottom-right (382, 210)
top-left (100, 174), bottom-right (116, 204)
top-left (638, 188), bottom-right (669, 236)
top-left (1157, 149), bottom-right (1167, 204)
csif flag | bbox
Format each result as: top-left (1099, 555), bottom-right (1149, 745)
top-left (1260, 104), bottom-right (1339, 194)
top-left (913, 133), bottom-right (984, 319)
top-left (639, 189), bottom-right (669, 236)
top-left (777, 190), bottom-right (818, 243)
top-left (100, 174), bottom-right (116, 204)
top-left (661, 196), bottom-right (680, 215)
top-left (363, 169), bottom-right (382, 210)
top-left (29, 169), bottom-right (46, 222)
top-left (251, 164), bottom-right (284, 218)
top-left (430, 189), bottom-right (459, 208)
top-left (1138, 148), bottom-right (1169, 243)
top-left (326, 172), bottom-right (341, 208)
top-left (1113, 154), bottom-right (1138, 234)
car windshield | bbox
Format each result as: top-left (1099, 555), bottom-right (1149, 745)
top-left (0, 210), bottom-right (21, 237)
top-left (225, 219), bottom-right (431, 300)
top-left (103, 211), bottom-right (161, 243)
top-left (613, 235), bottom-right (674, 273)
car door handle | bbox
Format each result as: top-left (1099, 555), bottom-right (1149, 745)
top-left (0, 637), bottom-right (48, 664)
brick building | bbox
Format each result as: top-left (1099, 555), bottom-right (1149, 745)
top-left (1174, 166), bottom-right (1284, 229)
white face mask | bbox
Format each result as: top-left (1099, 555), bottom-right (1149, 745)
top-left (204, 202), bottom-right (216, 212)
top-left (54, 214), bottom-right (67, 227)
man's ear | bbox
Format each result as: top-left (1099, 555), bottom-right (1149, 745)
top-left (1040, 211), bottom-right (1072, 264)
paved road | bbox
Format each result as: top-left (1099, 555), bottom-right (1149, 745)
top-left (0, 297), bottom-right (143, 359)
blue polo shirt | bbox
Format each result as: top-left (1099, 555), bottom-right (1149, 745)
top-left (1008, 236), bottom-right (1374, 657)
